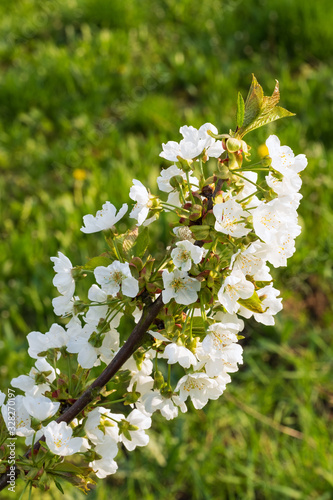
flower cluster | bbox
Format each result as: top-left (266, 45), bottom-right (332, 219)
top-left (0, 78), bottom-right (307, 493)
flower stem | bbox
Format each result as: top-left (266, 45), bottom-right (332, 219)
top-left (161, 202), bottom-right (189, 213)
top-left (186, 171), bottom-right (195, 205)
top-left (238, 190), bottom-right (260, 204)
top-left (232, 172), bottom-right (266, 192)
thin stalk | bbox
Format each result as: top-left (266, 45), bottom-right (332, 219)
top-left (167, 364), bottom-right (171, 386)
top-left (18, 482), bottom-right (30, 500)
top-left (189, 307), bottom-right (195, 341)
top-left (232, 172), bottom-right (266, 192)
top-left (199, 158), bottom-right (204, 179)
top-left (112, 239), bottom-right (123, 263)
top-left (181, 306), bottom-right (193, 335)
top-left (101, 398), bottom-right (126, 406)
top-left (186, 171), bottom-right (195, 204)
top-left (227, 236), bottom-right (238, 249)
top-left (179, 186), bottom-right (186, 205)
top-left (238, 190), bottom-right (260, 204)
top-left (232, 167), bottom-right (269, 172)
top-left (161, 202), bottom-right (190, 213)
top-left (202, 240), bottom-right (216, 265)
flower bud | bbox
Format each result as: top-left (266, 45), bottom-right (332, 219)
top-left (153, 370), bottom-right (165, 390)
top-left (169, 175), bottom-right (185, 189)
top-left (176, 156), bottom-right (193, 172)
top-left (226, 138), bottom-right (242, 153)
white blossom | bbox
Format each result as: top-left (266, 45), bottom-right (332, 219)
top-left (85, 407), bottom-right (123, 445)
top-left (11, 358), bottom-right (56, 397)
top-left (255, 285), bottom-right (283, 325)
top-left (160, 343), bottom-right (197, 369)
top-left (266, 135), bottom-right (307, 176)
top-left (202, 323), bottom-right (239, 356)
top-left (157, 164), bottom-right (198, 193)
top-left (230, 242), bottom-right (267, 277)
top-left (171, 240), bottom-right (206, 271)
top-left (94, 260), bottom-right (139, 298)
top-left (0, 392), bottom-right (5, 407)
top-left (44, 421), bottom-right (88, 456)
top-left (218, 270), bottom-right (254, 314)
top-left (52, 294), bottom-right (77, 317)
top-left (27, 324), bottom-right (69, 359)
top-left (129, 179), bottom-right (155, 226)
top-left (160, 123), bottom-right (223, 162)
top-left (175, 373), bottom-right (224, 410)
top-left (213, 199), bottom-right (251, 237)
top-left (119, 409), bottom-right (152, 451)
top-left (81, 201), bottom-right (128, 233)
top-left (1, 395), bottom-right (33, 437)
top-left (50, 252), bottom-right (75, 297)
top-left (252, 198), bottom-right (301, 244)
top-left (162, 269), bottom-right (201, 305)
top-left (141, 391), bottom-right (187, 420)
top-left (265, 170), bottom-right (302, 198)
top-left (23, 395), bottom-right (60, 421)
top-left (66, 326), bottom-right (99, 369)
top-left (89, 436), bottom-right (119, 478)
top-left (122, 354), bottom-right (153, 377)
top-left (173, 226), bottom-right (195, 242)
top-left (212, 311), bottom-right (245, 332)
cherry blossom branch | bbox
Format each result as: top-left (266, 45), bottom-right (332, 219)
top-left (0, 294), bottom-right (164, 492)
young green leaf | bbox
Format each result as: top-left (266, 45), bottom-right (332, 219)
top-left (236, 91), bottom-right (245, 128)
top-left (238, 75), bottom-right (295, 138)
top-left (238, 291), bottom-right (267, 313)
top-left (134, 227), bottom-right (150, 258)
top-left (84, 255), bottom-right (112, 270)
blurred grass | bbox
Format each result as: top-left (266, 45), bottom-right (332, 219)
top-left (0, 0), bottom-right (333, 498)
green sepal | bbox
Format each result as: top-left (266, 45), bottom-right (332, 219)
top-left (200, 286), bottom-right (213, 305)
top-left (189, 204), bottom-right (202, 221)
top-left (202, 211), bottom-right (216, 227)
top-left (238, 291), bottom-right (267, 313)
top-left (255, 280), bottom-right (272, 289)
top-left (130, 256), bottom-right (143, 271)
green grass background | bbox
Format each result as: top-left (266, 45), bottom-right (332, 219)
top-left (1, 0), bottom-right (333, 498)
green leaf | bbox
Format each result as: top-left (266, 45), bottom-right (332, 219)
top-left (238, 291), bottom-right (267, 313)
top-left (190, 225), bottom-right (211, 240)
top-left (54, 479), bottom-right (64, 494)
top-left (236, 91), bottom-right (245, 128)
top-left (134, 227), bottom-right (150, 258)
top-left (191, 316), bottom-right (206, 335)
top-left (122, 227), bottom-right (139, 258)
top-left (240, 106), bottom-right (295, 136)
top-left (242, 74), bottom-right (263, 130)
top-left (255, 280), bottom-right (272, 289)
top-left (53, 462), bottom-right (89, 474)
top-left (238, 76), bottom-right (295, 138)
top-left (84, 255), bottom-right (112, 270)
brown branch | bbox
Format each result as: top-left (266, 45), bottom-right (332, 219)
top-left (0, 294), bottom-right (164, 492)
